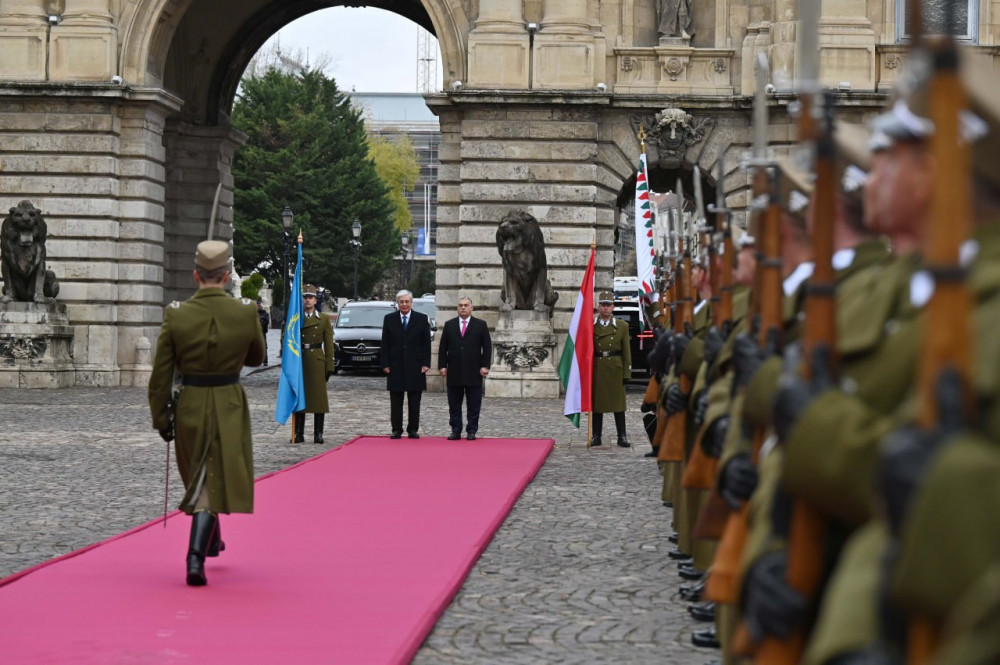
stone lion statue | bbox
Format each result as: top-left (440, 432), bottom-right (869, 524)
top-left (496, 210), bottom-right (558, 315)
top-left (1, 200), bottom-right (60, 303)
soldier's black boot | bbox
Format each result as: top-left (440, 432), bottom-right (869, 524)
top-left (186, 511), bottom-right (217, 586)
top-left (293, 411), bottom-right (305, 443)
top-left (590, 413), bottom-right (603, 446)
top-left (314, 413), bottom-right (324, 444)
top-left (615, 412), bottom-right (630, 447)
top-left (206, 519), bottom-right (225, 558)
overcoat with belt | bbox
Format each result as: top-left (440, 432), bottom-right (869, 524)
top-left (300, 310), bottom-right (334, 412)
top-left (380, 309), bottom-right (432, 392)
top-left (592, 316), bottom-right (631, 413)
top-left (437, 315), bottom-right (492, 386)
top-left (147, 288), bottom-right (266, 515)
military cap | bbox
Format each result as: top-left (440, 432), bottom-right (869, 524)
top-left (302, 284), bottom-right (318, 297)
top-left (598, 291), bottom-right (615, 304)
top-left (195, 240), bottom-right (230, 271)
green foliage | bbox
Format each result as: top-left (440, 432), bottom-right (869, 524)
top-left (366, 133), bottom-right (420, 232)
top-left (407, 263), bottom-right (436, 297)
top-left (231, 68), bottom-right (399, 298)
top-left (240, 273), bottom-right (264, 301)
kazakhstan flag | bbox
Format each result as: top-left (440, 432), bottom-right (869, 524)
top-left (275, 242), bottom-right (306, 424)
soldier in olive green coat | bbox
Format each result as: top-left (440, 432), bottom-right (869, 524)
top-left (591, 291), bottom-right (632, 447)
top-left (148, 240), bottom-right (266, 586)
top-left (293, 284), bottom-right (335, 443)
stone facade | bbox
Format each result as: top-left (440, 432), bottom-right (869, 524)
top-left (0, 0), bottom-right (997, 386)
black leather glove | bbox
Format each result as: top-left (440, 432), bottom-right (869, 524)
top-left (877, 369), bottom-right (964, 536)
top-left (719, 452), bottom-right (758, 509)
top-left (665, 383), bottom-right (689, 416)
top-left (647, 331), bottom-right (673, 375)
top-left (640, 401), bottom-right (656, 413)
top-left (158, 427), bottom-right (174, 443)
top-left (743, 551), bottom-right (807, 642)
top-left (703, 326), bottom-right (724, 372)
top-left (671, 324), bottom-right (693, 373)
top-left (701, 416), bottom-right (729, 458)
top-left (773, 343), bottom-right (834, 442)
top-left (731, 332), bottom-right (763, 391)
top-left (693, 389), bottom-right (710, 429)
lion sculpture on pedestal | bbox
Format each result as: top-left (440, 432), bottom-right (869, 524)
top-left (1, 200), bottom-right (60, 303)
top-left (496, 210), bottom-right (558, 315)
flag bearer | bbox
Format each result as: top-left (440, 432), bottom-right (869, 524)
top-left (591, 291), bottom-right (632, 447)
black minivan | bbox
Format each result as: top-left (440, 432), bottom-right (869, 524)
top-left (333, 300), bottom-right (396, 372)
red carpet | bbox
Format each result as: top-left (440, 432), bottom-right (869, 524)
top-left (0, 436), bottom-right (552, 664)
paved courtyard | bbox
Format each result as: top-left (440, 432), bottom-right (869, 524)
top-left (0, 330), bottom-right (712, 664)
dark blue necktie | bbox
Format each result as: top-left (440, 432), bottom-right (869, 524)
top-left (402, 315), bottom-right (408, 330)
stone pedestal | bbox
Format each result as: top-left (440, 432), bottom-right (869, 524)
top-left (485, 309), bottom-right (560, 399)
top-left (0, 302), bottom-right (75, 388)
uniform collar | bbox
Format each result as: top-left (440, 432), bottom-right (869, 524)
top-left (594, 316), bottom-right (616, 327)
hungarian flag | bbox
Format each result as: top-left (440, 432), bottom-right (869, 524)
top-left (634, 152), bottom-right (656, 300)
top-left (558, 248), bottom-right (596, 427)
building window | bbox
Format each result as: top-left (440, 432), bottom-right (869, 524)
top-left (898, 0), bottom-right (978, 43)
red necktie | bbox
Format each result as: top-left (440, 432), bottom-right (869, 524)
top-left (461, 319), bottom-right (467, 337)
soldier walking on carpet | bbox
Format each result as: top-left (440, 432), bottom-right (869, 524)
top-left (147, 240), bottom-right (265, 586)
top-left (292, 284), bottom-right (334, 443)
top-left (591, 291), bottom-right (632, 447)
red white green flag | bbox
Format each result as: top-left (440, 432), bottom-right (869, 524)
top-left (558, 248), bottom-right (596, 427)
top-left (634, 152), bottom-right (656, 299)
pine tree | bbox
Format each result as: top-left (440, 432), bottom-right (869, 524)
top-left (231, 68), bottom-right (398, 298)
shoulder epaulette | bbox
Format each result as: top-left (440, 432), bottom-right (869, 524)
top-left (168, 301), bottom-right (180, 309)
top-left (241, 298), bottom-right (253, 306)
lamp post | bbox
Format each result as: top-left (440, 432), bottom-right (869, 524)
top-left (350, 220), bottom-right (362, 300)
top-left (400, 231), bottom-right (411, 288)
top-left (278, 206), bottom-right (294, 357)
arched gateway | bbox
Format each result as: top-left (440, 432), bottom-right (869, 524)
top-left (1, 0), bottom-right (975, 386)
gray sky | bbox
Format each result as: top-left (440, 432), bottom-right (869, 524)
top-left (260, 7), bottom-right (442, 93)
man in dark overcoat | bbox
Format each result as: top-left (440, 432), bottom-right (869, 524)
top-left (147, 240), bottom-right (265, 586)
top-left (438, 296), bottom-right (492, 440)
top-left (293, 284), bottom-right (334, 443)
top-left (591, 291), bottom-right (632, 447)
top-left (380, 289), bottom-right (432, 438)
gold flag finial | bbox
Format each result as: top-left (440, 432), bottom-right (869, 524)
top-left (297, 229), bottom-right (304, 244)
top-left (637, 125), bottom-right (647, 145)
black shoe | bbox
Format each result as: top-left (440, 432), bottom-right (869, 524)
top-left (691, 627), bottom-right (721, 649)
top-left (688, 601), bottom-right (716, 623)
top-left (186, 512), bottom-right (216, 587)
top-left (390, 431), bottom-right (402, 439)
top-left (616, 435), bottom-right (631, 448)
top-left (408, 432), bottom-right (420, 439)
top-left (679, 581), bottom-right (704, 602)
top-left (589, 436), bottom-right (603, 447)
top-left (314, 433), bottom-right (324, 444)
top-left (293, 411), bottom-right (305, 444)
top-left (466, 435), bottom-right (477, 441)
top-left (447, 432), bottom-right (461, 440)
top-left (668, 547), bottom-right (692, 560)
top-left (678, 564), bottom-right (704, 581)
top-left (644, 450), bottom-right (658, 457)
top-left (668, 532), bottom-right (679, 543)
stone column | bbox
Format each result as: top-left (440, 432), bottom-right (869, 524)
top-left (49, 0), bottom-right (116, 80)
top-left (162, 122), bottom-right (246, 307)
top-left (467, 0), bottom-right (530, 88)
top-left (0, 0), bottom-right (47, 80)
top-left (769, 0), bottom-right (796, 90)
top-left (533, 0), bottom-right (604, 88)
top-left (817, 0), bottom-right (875, 90)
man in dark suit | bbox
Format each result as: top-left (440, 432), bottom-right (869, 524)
top-left (380, 289), bottom-right (432, 439)
top-left (438, 297), bottom-right (492, 440)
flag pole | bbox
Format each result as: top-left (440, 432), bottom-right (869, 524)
top-left (289, 229), bottom-right (305, 443)
top-left (587, 236), bottom-right (596, 449)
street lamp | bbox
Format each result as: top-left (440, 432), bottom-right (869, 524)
top-left (401, 230), bottom-right (415, 286)
top-left (350, 220), bottom-right (362, 300)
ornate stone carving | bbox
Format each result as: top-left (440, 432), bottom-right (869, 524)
top-left (664, 57), bottom-right (686, 81)
top-left (621, 56), bottom-right (637, 72)
top-left (495, 343), bottom-right (550, 371)
top-left (1, 200), bottom-right (60, 303)
top-left (885, 53), bottom-right (901, 69)
top-left (496, 210), bottom-right (559, 316)
top-left (714, 58), bottom-right (727, 73)
top-left (0, 336), bottom-right (47, 361)
top-left (647, 108), bottom-right (714, 163)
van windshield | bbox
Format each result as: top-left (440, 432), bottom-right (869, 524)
top-left (336, 306), bottom-right (392, 328)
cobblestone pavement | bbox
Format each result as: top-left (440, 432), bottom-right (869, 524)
top-left (0, 330), bottom-right (713, 664)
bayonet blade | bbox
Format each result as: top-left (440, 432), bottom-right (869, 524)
top-left (693, 165), bottom-right (706, 227)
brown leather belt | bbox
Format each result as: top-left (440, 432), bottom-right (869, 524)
top-left (182, 373), bottom-right (240, 387)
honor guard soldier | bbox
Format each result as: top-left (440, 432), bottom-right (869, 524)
top-left (591, 291), bottom-right (632, 447)
top-left (147, 239), bottom-right (266, 586)
top-left (294, 284), bottom-right (335, 443)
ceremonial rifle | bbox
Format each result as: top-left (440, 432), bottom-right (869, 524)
top-left (705, 50), bottom-right (783, 611)
top-left (908, 2), bottom-right (974, 662)
top-left (755, 0), bottom-right (837, 659)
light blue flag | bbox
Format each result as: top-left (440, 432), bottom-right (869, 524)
top-left (275, 243), bottom-right (306, 424)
